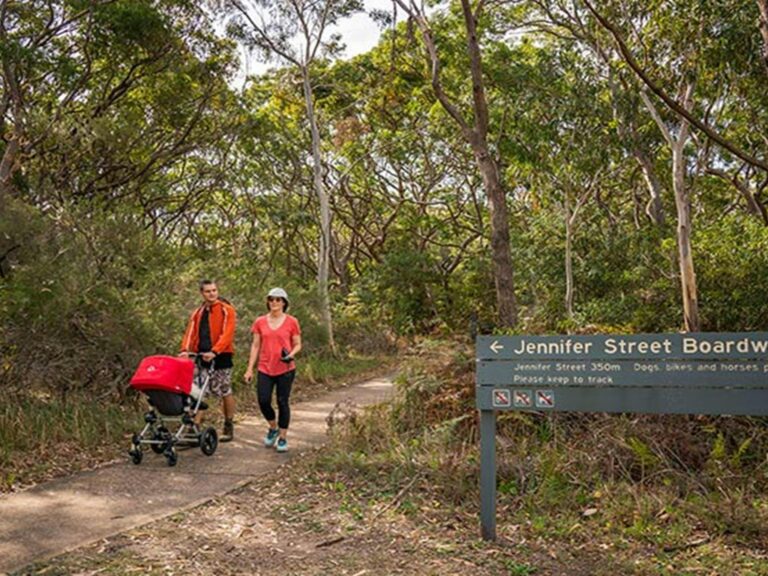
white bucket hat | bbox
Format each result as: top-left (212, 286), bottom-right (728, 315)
top-left (266, 287), bottom-right (289, 310)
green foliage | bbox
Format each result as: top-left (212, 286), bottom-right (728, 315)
top-left (374, 245), bottom-right (442, 334)
top-left (0, 204), bottom-right (186, 397)
top-left (94, 0), bottom-right (169, 52)
top-left (4, 3), bottom-right (768, 532)
top-left (298, 353), bottom-right (382, 385)
top-left (502, 560), bottom-right (538, 576)
top-left (695, 216), bottom-right (768, 330)
top-left (626, 436), bottom-right (661, 470)
top-left (3, 3), bottom-right (766, 573)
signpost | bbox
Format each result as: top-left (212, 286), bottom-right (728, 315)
top-left (476, 332), bottom-right (768, 540)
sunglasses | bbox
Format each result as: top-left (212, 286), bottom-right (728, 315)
top-left (267, 296), bottom-right (283, 302)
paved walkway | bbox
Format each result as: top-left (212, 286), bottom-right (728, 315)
top-left (0, 375), bottom-right (394, 574)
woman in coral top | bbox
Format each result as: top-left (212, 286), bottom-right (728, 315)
top-left (244, 287), bottom-right (302, 453)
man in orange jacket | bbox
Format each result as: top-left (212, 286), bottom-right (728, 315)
top-left (180, 279), bottom-right (237, 442)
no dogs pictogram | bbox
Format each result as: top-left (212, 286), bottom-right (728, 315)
top-left (492, 389), bottom-right (511, 407)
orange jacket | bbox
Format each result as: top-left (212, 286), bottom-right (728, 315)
top-left (180, 299), bottom-right (236, 355)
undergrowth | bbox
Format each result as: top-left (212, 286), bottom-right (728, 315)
top-left (2, 351), bottom-right (391, 492)
top-left (319, 337), bottom-right (768, 573)
top-left (0, 394), bottom-right (139, 490)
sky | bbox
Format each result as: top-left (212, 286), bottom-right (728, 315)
top-left (238, 0), bottom-right (395, 81)
top-left (333, 0), bottom-right (394, 58)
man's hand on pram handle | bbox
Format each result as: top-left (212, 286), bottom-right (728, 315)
top-left (178, 351), bottom-right (216, 363)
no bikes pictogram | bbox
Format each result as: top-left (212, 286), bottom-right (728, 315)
top-left (513, 390), bottom-right (532, 407)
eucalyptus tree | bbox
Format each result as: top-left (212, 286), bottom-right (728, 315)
top-left (220, 0), bottom-right (363, 354)
top-left (487, 34), bottom-right (621, 323)
top-left (521, 0), bottom-right (667, 227)
top-left (0, 0), bottom-right (109, 204)
top-left (584, 0), bottom-right (768, 171)
top-left (234, 75), bottom-right (319, 280)
top-left (308, 41), bottom-right (490, 330)
top-left (1, 0), bottom-right (233, 190)
top-left (584, 0), bottom-right (768, 330)
top-left (0, 0), bottom-right (241, 393)
top-left (525, 0), bottom-right (768, 331)
top-left (640, 82), bottom-right (699, 331)
top-left (548, 0), bottom-right (702, 331)
top-left (0, 0), bottom-right (238, 221)
top-left (391, 0), bottom-right (518, 328)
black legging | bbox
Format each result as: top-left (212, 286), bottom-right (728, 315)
top-left (257, 370), bottom-right (295, 429)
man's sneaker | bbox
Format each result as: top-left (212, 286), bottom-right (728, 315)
top-left (276, 438), bottom-right (288, 453)
top-left (264, 428), bottom-right (279, 448)
top-left (221, 420), bottom-right (234, 443)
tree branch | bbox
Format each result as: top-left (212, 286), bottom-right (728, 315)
top-left (582, 0), bottom-right (768, 173)
top-left (393, 0), bottom-right (473, 137)
top-left (229, 0), bottom-right (301, 67)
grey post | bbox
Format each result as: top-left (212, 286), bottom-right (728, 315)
top-left (479, 407), bottom-right (496, 540)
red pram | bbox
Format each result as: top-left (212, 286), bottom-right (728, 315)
top-left (128, 355), bottom-right (218, 466)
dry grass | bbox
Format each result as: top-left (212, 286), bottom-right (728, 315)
top-left (1, 353), bottom-right (394, 494)
top-left (11, 339), bottom-right (768, 575)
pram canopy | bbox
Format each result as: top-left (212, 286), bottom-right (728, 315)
top-left (130, 355), bottom-right (194, 395)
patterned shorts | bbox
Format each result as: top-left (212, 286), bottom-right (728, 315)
top-left (197, 368), bottom-right (233, 398)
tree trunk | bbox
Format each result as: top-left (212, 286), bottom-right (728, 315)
top-left (641, 85), bottom-right (700, 332)
top-left (633, 147), bottom-right (665, 226)
top-left (708, 167), bottom-right (768, 225)
top-left (564, 190), bottom-right (575, 320)
top-left (758, 0), bottom-right (768, 77)
top-left (672, 133), bottom-right (700, 332)
top-left (461, 0), bottom-right (516, 328)
top-left (0, 137), bottom-right (19, 205)
top-left (0, 36), bottom-right (24, 210)
top-left (472, 141), bottom-right (517, 327)
top-left (393, 0), bottom-right (517, 328)
top-left (301, 65), bottom-right (336, 353)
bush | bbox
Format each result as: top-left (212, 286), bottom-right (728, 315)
top-left (323, 338), bottom-right (768, 545)
top-left (0, 202), bottom-right (185, 399)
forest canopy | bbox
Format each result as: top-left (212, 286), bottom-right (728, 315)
top-left (2, 0), bottom-right (768, 397)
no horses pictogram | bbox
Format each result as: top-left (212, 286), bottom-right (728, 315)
top-left (535, 390), bottom-right (555, 408)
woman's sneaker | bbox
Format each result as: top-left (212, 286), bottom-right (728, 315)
top-left (276, 438), bottom-right (288, 453)
top-left (264, 428), bottom-right (279, 447)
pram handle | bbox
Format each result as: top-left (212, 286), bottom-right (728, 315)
top-left (179, 351), bottom-right (217, 370)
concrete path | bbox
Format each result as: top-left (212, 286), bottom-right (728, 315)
top-left (0, 375), bottom-right (394, 574)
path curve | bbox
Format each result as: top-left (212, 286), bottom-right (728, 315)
top-left (0, 375), bottom-right (394, 574)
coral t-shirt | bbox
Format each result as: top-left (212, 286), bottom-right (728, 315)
top-left (251, 314), bottom-right (301, 376)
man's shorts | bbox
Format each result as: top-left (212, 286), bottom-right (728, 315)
top-left (198, 368), bottom-right (233, 398)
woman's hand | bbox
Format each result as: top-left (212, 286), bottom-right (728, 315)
top-left (244, 368), bottom-right (254, 383)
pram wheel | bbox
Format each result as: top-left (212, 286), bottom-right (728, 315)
top-left (151, 426), bottom-right (170, 454)
top-left (130, 448), bottom-right (143, 465)
top-left (200, 427), bottom-right (218, 456)
top-left (165, 448), bottom-right (178, 467)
